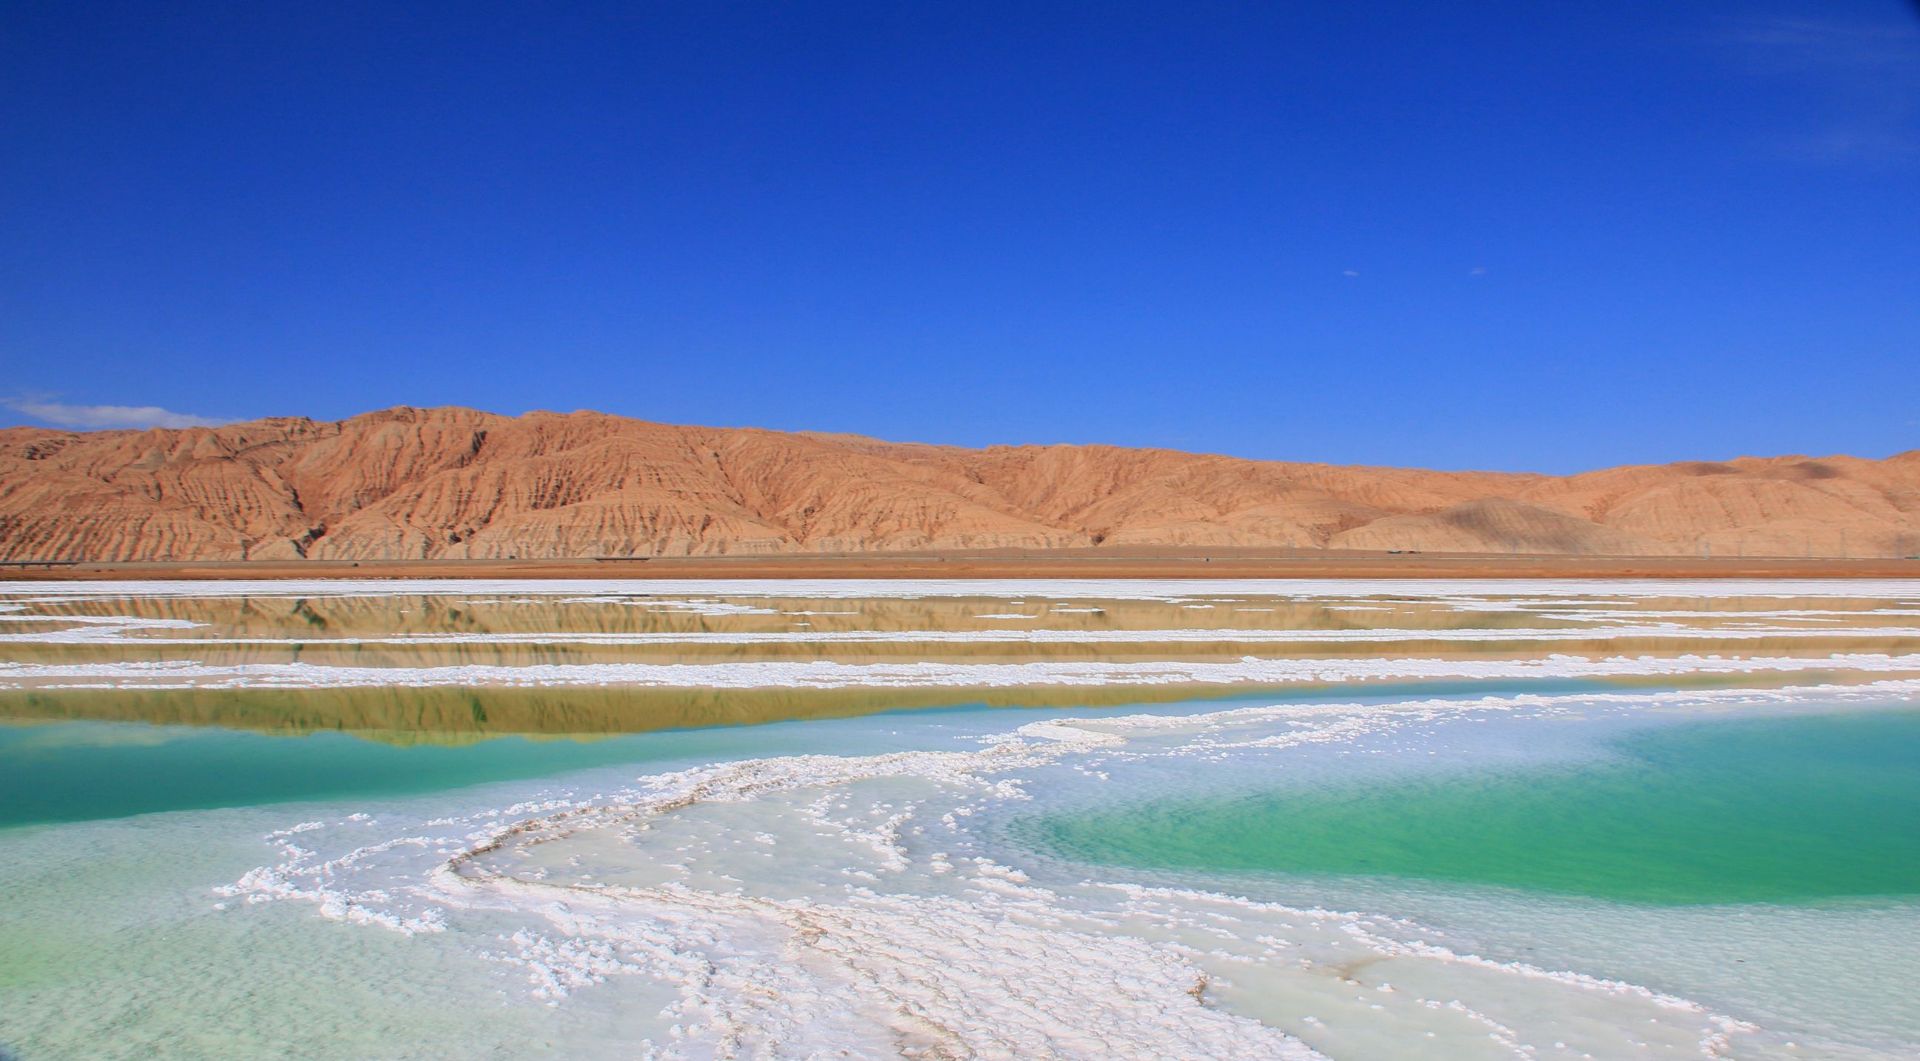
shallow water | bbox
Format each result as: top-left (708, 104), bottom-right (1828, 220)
top-left (3, 578), bottom-right (1919, 1059)
top-left (0, 681), bottom-right (1565, 827)
top-left (1020, 708), bottom-right (1920, 905)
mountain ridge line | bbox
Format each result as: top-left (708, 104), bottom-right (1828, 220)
top-left (3, 404), bottom-right (1916, 562)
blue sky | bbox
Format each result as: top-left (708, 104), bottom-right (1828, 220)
top-left (2, 1), bottom-right (1915, 472)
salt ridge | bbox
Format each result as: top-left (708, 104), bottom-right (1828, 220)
top-left (11, 622), bottom-right (1920, 647)
top-left (11, 650), bottom-right (1920, 691)
top-left (216, 680), bottom-right (1910, 1057)
top-left (6, 576), bottom-right (1920, 601)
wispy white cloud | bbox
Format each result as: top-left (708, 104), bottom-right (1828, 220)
top-left (1722, 14), bottom-right (1920, 164)
top-left (2, 396), bottom-right (231, 430)
top-left (1730, 15), bottom-right (1920, 75)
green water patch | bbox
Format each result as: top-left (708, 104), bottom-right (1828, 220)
top-left (0, 679), bottom-right (1637, 827)
top-left (0, 722), bottom-right (712, 828)
top-left (0, 687), bottom-right (1263, 827)
top-left (1022, 709), bottom-right (1920, 905)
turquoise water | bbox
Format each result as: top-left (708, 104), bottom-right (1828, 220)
top-left (0, 722), bottom-right (686, 827)
top-left (6, 690), bottom-right (1920, 1057)
top-left (0, 679), bottom-right (1617, 829)
top-left (0, 710), bottom-right (1008, 829)
top-left (5, 579), bottom-right (1920, 1057)
top-left (1022, 708), bottom-right (1920, 905)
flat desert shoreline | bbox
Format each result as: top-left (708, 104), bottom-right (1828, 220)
top-left (5, 548), bottom-right (1917, 582)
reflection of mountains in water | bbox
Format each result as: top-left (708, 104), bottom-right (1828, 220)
top-left (7, 663), bottom-right (1906, 745)
top-left (0, 683), bottom-right (1254, 745)
top-left (19, 592), bottom-right (1611, 639)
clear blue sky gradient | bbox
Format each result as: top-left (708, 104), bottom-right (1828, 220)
top-left (3, 1), bottom-right (1915, 471)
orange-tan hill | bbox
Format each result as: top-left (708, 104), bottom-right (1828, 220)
top-left (1, 406), bottom-right (1916, 562)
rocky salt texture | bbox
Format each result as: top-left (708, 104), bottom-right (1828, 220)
top-left (219, 682), bottom-right (1905, 1058)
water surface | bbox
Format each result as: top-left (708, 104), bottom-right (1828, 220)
top-left (1023, 708), bottom-right (1920, 905)
top-left (5, 578), bottom-right (1920, 1058)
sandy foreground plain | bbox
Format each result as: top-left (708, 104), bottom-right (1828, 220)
top-left (4, 547), bottom-right (1917, 581)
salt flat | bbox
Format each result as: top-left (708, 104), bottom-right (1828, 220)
top-left (2, 579), bottom-right (1917, 1058)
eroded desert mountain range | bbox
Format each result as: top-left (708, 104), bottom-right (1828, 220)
top-left (2, 406), bottom-right (1916, 561)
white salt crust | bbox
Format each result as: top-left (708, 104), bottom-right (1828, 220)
top-left (5, 576), bottom-right (1920, 602)
top-left (12, 580), bottom-right (1917, 1055)
top-left (8, 621), bottom-right (1920, 647)
top-left (8, 651), bottom-right (1919, 691)
top-left (213, 680), bottom-right (1920, 1058)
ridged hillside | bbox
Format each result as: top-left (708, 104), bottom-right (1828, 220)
top-left (2, 406), bottom-right (1915, 561)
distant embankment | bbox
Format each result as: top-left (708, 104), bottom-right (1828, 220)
top-left (2, 405), bottom-right (1917, 563)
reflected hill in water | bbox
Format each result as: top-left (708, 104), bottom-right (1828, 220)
top-left (7, 587), bottom-right (1918, 745)
top-left (7, 667), bottom-right (1908, 746)
top-left (12, 590), bottom-right (1919, 672)
top-left (16, 591), bottom-right (1597, 637)
top-left (0, 683), bottom-right (1258, 745)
